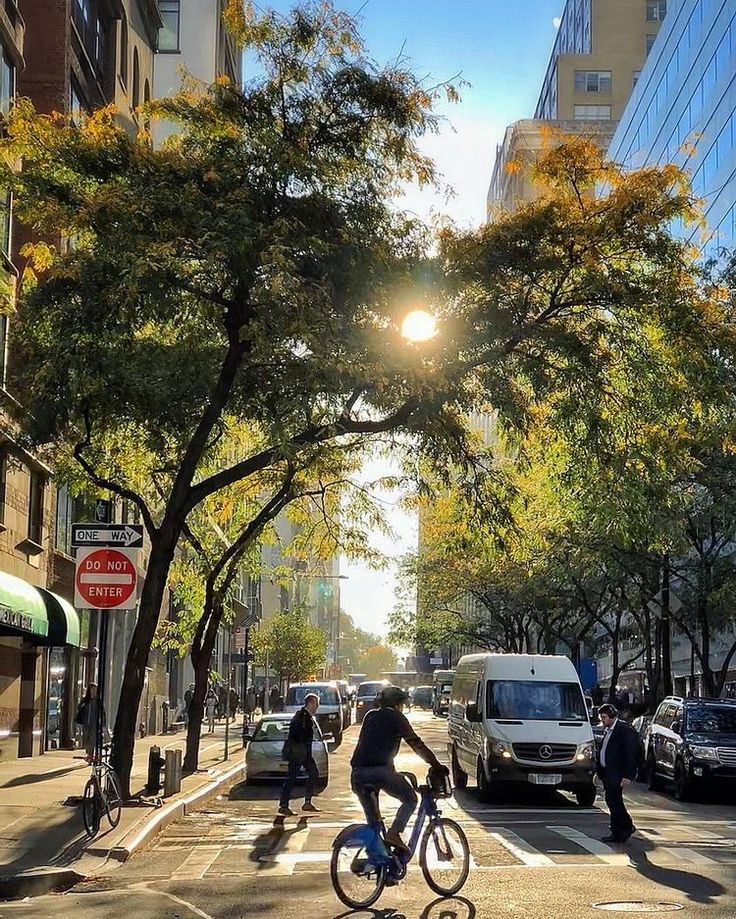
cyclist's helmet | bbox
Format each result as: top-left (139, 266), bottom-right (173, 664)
top-left (378, 685), bottom-right (408, 708)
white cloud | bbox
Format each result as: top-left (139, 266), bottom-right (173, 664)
top-left (553, 16), bottom-right (562, 28)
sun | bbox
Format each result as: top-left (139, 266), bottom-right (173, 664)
top-left (401, 309), bottom-right (437, 343)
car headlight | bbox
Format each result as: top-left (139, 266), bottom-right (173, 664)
top-left (490, 739), bottom-right (512, 758)
top-left (577, 744), bottom-right (595, 761)
top-left (690, 745), bottom-right (718, 761)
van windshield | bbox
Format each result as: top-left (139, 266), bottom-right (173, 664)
top-left (286, 686), bottom-right (339, 706)
top-left (487, 680), bottom-right (587, 721)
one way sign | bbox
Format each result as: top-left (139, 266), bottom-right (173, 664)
top-left (71, 524), bottom-right (144, 549)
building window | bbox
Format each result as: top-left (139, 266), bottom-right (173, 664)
top-left (119, 16), bottom-right (128, 86)
top-left (646, 1), bottom-right (667, 21)
top-left (70, 77), bottom-right (88, 124)
top-left (573, 104), bottom-right (611, 120)
top-left (633, 70), bottom-right (642, 88)
top-left (0, 48), bottom-right (14, 117)
top-left (574, 70), bottom-right (611, 93)
top-left (646, 34), bottom-right (657, 55)
top-left (132, 48), bottom-right (140, 108)
top-left (28, 470), bottom-right (44, 546)
top-left (55, 485), bottom-right (74, 555)
top-left (158, 0), bottom-right (181, 52)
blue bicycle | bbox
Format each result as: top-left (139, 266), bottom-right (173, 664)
top-left (330, 770), bottom-right (470, 909)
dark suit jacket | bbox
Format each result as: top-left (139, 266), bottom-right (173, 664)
top-left (285, 707), bottom-right (315, 763)
top-left (597, 719), bottom-right (639, 784)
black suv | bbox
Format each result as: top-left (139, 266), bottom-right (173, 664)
top-left (647, 696), bottom-right (736, 800)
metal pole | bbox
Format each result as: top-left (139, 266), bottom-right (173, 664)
top-left (96, 611), bottom-right (109, 760)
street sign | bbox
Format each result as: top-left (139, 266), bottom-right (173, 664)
top-left (94, 499), bottom-right (112, 523)
top-left (75, 547), bottom-right (139, 610)
top-left (71, 523), bottom-right (144, 549)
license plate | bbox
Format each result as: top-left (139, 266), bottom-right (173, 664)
top-left (529, 773), bottom-right (562, 785)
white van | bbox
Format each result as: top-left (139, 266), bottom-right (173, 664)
top-left (447, 653), bottom-right (596, 806)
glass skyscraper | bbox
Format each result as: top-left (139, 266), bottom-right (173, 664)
top-left (608, 0), bottom-right (736, 256)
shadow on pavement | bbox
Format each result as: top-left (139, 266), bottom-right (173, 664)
top-left (332, 910), bottom-right (407, 919)
top-left (0, 765), bottom-right (84, 789)
top-left (454, 786), bottom-right (581, 809)
top-left (628, 837), bottom-right (724, 905)
top-left (420, 896), bottom-right (476, 919)
top-left (246, 815), bottom-right (310, 870)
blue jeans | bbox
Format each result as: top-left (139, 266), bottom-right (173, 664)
top-left (280, 756), bottom-right (318, 809)
top-left (352, 766), bottom-right (418, 835)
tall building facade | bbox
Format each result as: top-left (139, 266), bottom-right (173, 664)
top-left (488, 0), bottom-right (662, 216)
top-left (608, 0), bottom-right (736, 256)
top-left (153, 0), bottom-right (242, 145)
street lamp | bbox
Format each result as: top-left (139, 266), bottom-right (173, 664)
top-left (401, 308), bottom-right (437, 343)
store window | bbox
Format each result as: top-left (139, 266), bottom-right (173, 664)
top-left (158, 1), bottom-right (181, 52)
top-left (574, 70), bottom-right (611, 93)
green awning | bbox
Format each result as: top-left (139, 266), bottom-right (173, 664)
top-left (37, 588), bottom-right (81, 648)
top-left (0, 572), bottom-right (48, 638)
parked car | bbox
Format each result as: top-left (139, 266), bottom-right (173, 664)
top-left (284, 682), bottom-right (344, 745)
top-left (336, 679), bottom-right (352, 727)
top-left (355, 680), bottom-right (388, 723)
top-left (448, 653), bottom-right (596, 806)
top-left (647, 696), bottom-right (736, 800)
top-left (412, 685), bottom-right (434, 710)
top-left (244, 713), bottom-right (329, 784)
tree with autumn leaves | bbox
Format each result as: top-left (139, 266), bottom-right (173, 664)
top-left (3, 1), bottom-right (734, 795)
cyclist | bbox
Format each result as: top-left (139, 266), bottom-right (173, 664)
top-left (351, 685), bottom-right (448, 852)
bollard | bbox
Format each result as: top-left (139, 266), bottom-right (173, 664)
top-left (161, 700), bottom-right (170, 734)
top-left (146, 745), bottom-right (165, 794)
top-left (164, 748), bottom-right (182, 796)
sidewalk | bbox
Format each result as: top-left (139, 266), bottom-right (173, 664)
top-left (0, 717), bottom-right (248, 898)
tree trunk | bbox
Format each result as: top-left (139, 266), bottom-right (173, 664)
top-left (112, 539), bottom-right (176, 798)
top-left (184, 595), bottom-right (225, 772)
top-left (608, 626), bottom-right (620, 704)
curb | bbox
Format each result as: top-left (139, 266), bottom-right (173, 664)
top-left (109, 758), bottom-right (246, 862)
top-left (0, 867), bottom-right (84, 900)
top-left (0, 759), bottom-right (245, 901)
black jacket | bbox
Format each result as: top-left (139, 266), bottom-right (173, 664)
top-left (285, 707), bottom-right (315, 763)
top-left (597, 719), bottom-right (639, 783)
top-left (351, 706), bottom-right (442, 770)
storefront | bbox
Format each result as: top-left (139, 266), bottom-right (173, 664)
top-left (0, 573), bottom-right (82, 760)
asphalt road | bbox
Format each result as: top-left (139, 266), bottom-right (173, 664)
top-left (2, 710), bottom-right (736, 918)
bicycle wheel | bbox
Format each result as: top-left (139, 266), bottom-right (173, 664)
top-left (420, 817), bottom-right (470, 896)
top-left (102, 766), bottom-right (123, 828)
top-left (330, 824), bottom-right (387, 910)
top-left (82, 777), bottom-right (100, 837)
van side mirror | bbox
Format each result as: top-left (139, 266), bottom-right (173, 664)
top-left (466, 702), bottom-right (482, 723)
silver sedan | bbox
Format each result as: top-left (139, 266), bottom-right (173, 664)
top-left (244, 713), bottom-right (329, 782)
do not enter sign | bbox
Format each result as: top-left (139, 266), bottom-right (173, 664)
top-left (75, 548), bottom-right (138, 610)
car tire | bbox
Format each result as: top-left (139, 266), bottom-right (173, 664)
top-left (477, 759), bottom-right (492, 803)
top-left (673, 759), bottom-right (692, 802)
top-left (575, 784), bottom-right (597, 807)
top-left (451, 747), bottom-right (468, 789)
top-left (647, 751), bottom-right (660, 790)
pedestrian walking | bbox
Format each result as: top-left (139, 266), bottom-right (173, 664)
top-left (218, 683), bottom-right (228, 719)
top-left (245, 687), bottom-right (256, 722)
top-left (75, 683), bottom-right (105, 764)
top-left (183, 682), bottom-right (194, 727)
top-left (597, 703), bottom-right (639, 843)
top-left (229, 687), bottom-right (239, 719)
top-left (205, 685), bottom-right (218, 733)
top-left (270, 683), bottom-right (281, 713)
top-left (278, 692), bottom-right (321, 816)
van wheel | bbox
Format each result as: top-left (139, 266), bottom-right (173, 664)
top-left (575, 785), bottom-right (596, 807)
top-left (476, 760), bottom-right (492, 803)
top-left (451, 748), bottom-right (468, 790)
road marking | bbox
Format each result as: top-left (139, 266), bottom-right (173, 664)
top-left (170, 845), bottom-right (222, 879)
top-left (663, 847), bottom-right (719, 865)
top-left (489, 827), bottom-right (555, 866)
top-left (548, 826), bottom-right (630, 866)
top-left (259, 851), bottom-right (332, 864)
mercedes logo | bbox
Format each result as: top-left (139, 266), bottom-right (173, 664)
top-left (539, 744), bottom-right (553, 760)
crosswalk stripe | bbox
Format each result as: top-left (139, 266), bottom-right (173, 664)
top-left (663, 847), bottom-right (719, 865)
top-left (547, 826), bottom-right (630, 866)
top-left (489, 827), bottom-right (555, 866)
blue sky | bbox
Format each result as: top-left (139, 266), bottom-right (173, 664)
top-left (262, 1), bottom-right (565, 637)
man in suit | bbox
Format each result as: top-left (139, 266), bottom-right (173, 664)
top-left (278, 693), bottom-right (321, 817)
top-left (597, 703), bottom-right (639, 843)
